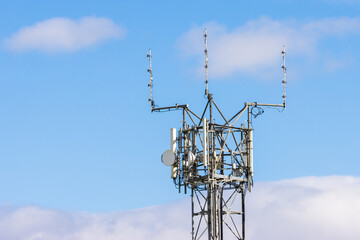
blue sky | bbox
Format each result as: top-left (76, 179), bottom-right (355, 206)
top-left (0, 0), bottom-right (359, 217)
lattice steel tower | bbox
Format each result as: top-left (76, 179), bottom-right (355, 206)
top-left (147, 29), bottom-right (287, 240)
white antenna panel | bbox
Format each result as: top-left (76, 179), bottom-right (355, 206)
top-left (249, 129), bottom-right (254, 177)
top-left (170, 128), bottom-right (176, 152)
top-left (203, 118), bottom-right (208, 167)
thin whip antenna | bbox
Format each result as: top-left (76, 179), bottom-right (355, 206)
top-left (281, 46), bottom-right (287, 109)
top-left (204, 28), bottom-right (209, 96)
top-left (147, 49), bottom-right (155, 109)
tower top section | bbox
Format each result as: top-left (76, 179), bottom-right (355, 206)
top-left (147, 29), bottom-right (287, 240)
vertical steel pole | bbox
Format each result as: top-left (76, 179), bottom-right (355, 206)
top-left (183, 109), bottom-right (187, 194)
top-left (213, 184), bottom-right (217, 239)
top-left (192, 188), bottom-right (195, 240)
top-left (208, 186), bottom-right (212, 239)
top-left (242, 190), bottom-right (245, 240)
top-left (247, 105), bottom-right (251, 129)
top-left (220, 185), bottom-right (223, 240)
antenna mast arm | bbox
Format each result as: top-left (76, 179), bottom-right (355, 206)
top-left (152, 104), bottom-right (189, 112)
top-left (147, 28), bottom-right (211, 114)
top-left (147, 49), bottom-right (189, 113)
top-left (245, 46), bottom-right (287, 110)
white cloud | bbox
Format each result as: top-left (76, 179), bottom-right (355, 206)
top-left (0, 202), bottom-right (189, 240)
top-left (3, 17), bottom-right (126, 53)
top-left (0, 176), bottom-right (359, 240)
top-left (247, 176), bottom-right (360, 240)
top-left (178, 17), bottom-right (360, 78)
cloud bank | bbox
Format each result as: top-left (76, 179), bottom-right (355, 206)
top-left (3, 17), bottom-right (126, 53)
top-left (178, 17), bottom-right (360, 78)
top-left (246, 176), bottom-right (360, 240)
top-left (0, 176), bottom-right (359, 240)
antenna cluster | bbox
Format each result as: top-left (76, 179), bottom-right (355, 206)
top-left (147, 30), bottom-right (287, 240)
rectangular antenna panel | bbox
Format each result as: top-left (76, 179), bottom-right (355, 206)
top-left (249, 129), bottom-right (254, 177)
top-left (203, 119), bottom-right (208, 167)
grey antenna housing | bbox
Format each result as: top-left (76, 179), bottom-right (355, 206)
top-left (147, 31), bottom-right (287, 240)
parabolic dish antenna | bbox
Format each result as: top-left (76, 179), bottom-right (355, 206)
top-left (187, 151), bottom-right (196, 166)
top-left (161, 150), bottom-right (176, 166)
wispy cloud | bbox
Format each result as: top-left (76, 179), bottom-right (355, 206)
top-left (3, 17), bottom-right (126, 53)
top-left (178, 17), bottom-right (360, 79)
top-left (0, 176), bottom-right (359, 240)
